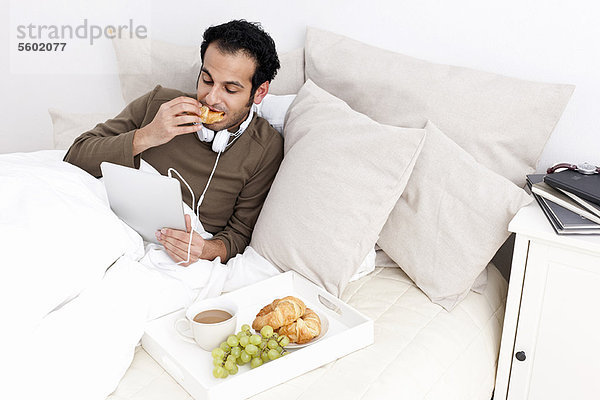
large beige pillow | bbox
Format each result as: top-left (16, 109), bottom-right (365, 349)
top-left (112, 36), bottom-right (304, 103)
top-left (250, 80), bottom-right (426, 296)
top-left (49, 109), bottom-right (114, 150)
top-left (304, 27), bottom-right (574, 187)
top-left (378, 120), bottom-right (532, 310)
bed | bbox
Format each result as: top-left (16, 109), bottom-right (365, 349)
top-left (108, 261), bottom-right (508, 400)
top-left (2, 26), bottom-right (573, 400)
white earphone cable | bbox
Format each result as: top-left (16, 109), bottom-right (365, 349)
top-left (167, 168), bottom-right (196, 265)
top-left (196, 150), bottom-right (221, 217)
top-left (166, 150), bottom-right (222, 265)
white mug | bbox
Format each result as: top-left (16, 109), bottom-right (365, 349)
top-left (175, 297), bottom-right (238, 351)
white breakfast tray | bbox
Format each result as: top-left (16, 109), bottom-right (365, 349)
top-left (141, 271), bottom-right (374, 400)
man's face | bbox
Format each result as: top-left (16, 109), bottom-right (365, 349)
top-left (197, 44), bottom-right (258, 132)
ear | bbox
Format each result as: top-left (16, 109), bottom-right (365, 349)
top-left (252, 81), bottom-right (270, 105)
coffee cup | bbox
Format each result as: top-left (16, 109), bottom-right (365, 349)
top-left (175, 297), bottom-right (238, 351)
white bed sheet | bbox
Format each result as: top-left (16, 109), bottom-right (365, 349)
top-left (108, 262), bottom-right (507, 400)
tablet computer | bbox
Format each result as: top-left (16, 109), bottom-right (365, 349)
top-left (100, 161), bottom-right (186, 244)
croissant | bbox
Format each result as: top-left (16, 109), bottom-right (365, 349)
top-left (252, 296), bottom-right (306, 331)
top-left (277, 308), bottom-right (321, 344)
top-left (199, 105), bottom-right (224, 124)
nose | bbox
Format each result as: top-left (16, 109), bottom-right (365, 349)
top-left (204, 85), bottom-right (220, 106)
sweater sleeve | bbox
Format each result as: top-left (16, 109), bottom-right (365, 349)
top-left (63, 86), bottom-right (160, 177)
top-left (211, 133), bottom-right (284, 262)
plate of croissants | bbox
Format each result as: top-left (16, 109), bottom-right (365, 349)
top-left (251, 295), bottom-right (329, 348)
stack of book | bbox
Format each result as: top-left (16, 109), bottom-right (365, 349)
top-left (527, 171), bottom-right (600, 235)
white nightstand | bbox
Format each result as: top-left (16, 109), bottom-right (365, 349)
top-left (494, 201), bottom-right (600, 399)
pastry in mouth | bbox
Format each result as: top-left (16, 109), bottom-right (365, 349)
top-left (199, 105), bottom-right (225, 124)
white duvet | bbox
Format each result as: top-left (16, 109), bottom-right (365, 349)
top-left (0, 151), bottom-right (374, 400)
top-left (0, 151), bottom-right (273, 399)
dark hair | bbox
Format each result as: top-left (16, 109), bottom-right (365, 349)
top-left (200, 20), bottom-right (280, 96)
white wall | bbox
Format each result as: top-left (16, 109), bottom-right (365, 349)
top-left (2, 0), bottom-right (599, 172)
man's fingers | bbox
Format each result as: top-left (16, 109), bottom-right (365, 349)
top-left (173, 125), bottom-right (202, 136)
top-left (161, 232), bottom-right (191, 255)
top-left (162, 237), bottom-right (192, 262)
top-left (185, 214), bottom-right (192, 232)
top-left (168, 100), bottom-right (202, 116)
top-left (164, 96), bottom-right (200, 109)
top-left (161, 227), bottom-right (191, 242)
top-left (175, 114), bottom-right (202, 126)
top-left (163, 246), bottom-right (192, 267)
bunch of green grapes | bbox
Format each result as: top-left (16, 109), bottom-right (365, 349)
top-left (211, 324), bottom-right (291, 378)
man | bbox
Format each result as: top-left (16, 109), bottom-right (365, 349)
top-left (65, 20), bottom-right (283, 264)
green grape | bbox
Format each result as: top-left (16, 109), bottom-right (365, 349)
top-left (267, 349), bottom-right (280, 360)
top-left (276, 345), bottom-right (283, 353)
top-left (245, 344), bottom-right (258, 355)
top-left (211, 348), bottom-right (225, 359)
top-left (213, 366), bottom-right (226, 379)
top-left (236, 331), bottom-right (245, 339)
top-left (250, 334), bottom-right (262, 346)
top-left (260, 351), bottom-right (269, 362)
top-left (213, 358), bottom-right (223, 367)
top-left (227, 354), bottom-right (237, 363)
top-left (267, 339), bottom-right (278, 349)
top-left (224, 360), bottom-right (235, 371)
top-left (239, 336), bottom-right (250, 347)
top-left (240, 350), bottom-right (251, 363)
top-left (229, 364), bottom-right (239, 375)
top-left (219, 342), bottom-right (231, 352)
top-left (241, 324), bottom-right (251, 332)
top-left (260, 325), bottom-right (274, 338)
top-left (226, 335), bottom-right (239, 347)
top-left (230, 346), bottom-right (242, 358)
top-left (279, 335), bottom-right (290, 347)
top-left (250, 357), bottom-right (263, 369)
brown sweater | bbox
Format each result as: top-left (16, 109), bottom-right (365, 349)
top-left (64, 85), bottom-right (284, 262)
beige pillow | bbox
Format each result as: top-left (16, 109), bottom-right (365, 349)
top-left (250, 80), bottom-right (426, 296)
top-left (269, 47), bottom-right (305, 95)
top-left (378, 120), bottom-right (532, 310)
top-left (48, 109), bottom-right (114, 150)
top-left (112, 36), bottom-right (200, 103)
top-left (304, 27), bottom-right (574, 187)
top-left (112, 36), bottom-right (305, 103)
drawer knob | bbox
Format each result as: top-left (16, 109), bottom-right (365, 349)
top-left (515, 351), bottom-right (526, 361)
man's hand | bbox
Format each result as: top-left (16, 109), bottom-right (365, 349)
top-left (155, 215), bottom-right (205, 266)
top-left (156, 215), bottom-right (228, 265)
top-left (133, 96), bottom-right (203, 155)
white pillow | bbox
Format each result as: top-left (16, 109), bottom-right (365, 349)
top-left (251, 80), bottom-right (426, 296)
top-left (254, 93), bottom-right (296, 134)
top-left (112, 36), bottom-right (305, 103)
top-left (304, 27), bottom-right (574, 187)
top-left (378, 121), bottom-right (532, 310)
top-left (49, 108), bottom-right (114, 150)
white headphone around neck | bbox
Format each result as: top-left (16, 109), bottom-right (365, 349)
top-left (197, 108), bottom-right (255, 153)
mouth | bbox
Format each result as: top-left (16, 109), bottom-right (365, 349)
top-left (208, 105), bottom-right (224, 113)
top-left (199, 105), bottom-right (225, 125)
